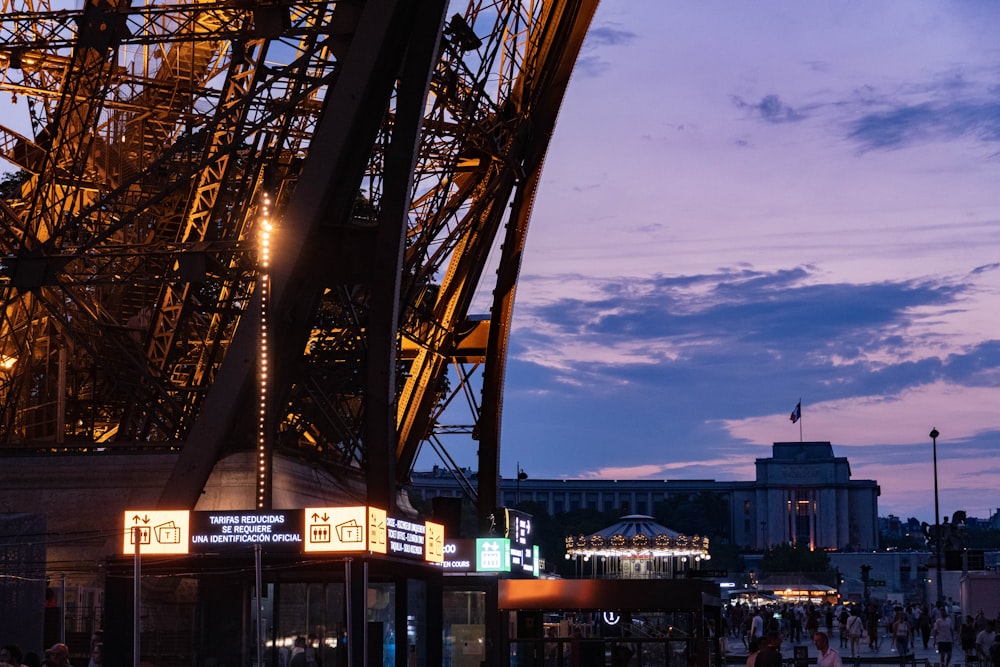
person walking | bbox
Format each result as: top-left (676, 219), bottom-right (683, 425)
top-left (917, 605), bottom-right (932, 650)
top-left (866, 606), bottom-right (881, 652)
top-left (976, 621), bottom-right (996, 667)
top-left (962, 616), bottom-right (978, 662)
top-left (846, 609), bottom-right (864, 658)
top-left (755, 633), bottom-right (783, 667)
top-left (838, 608), bottom-right (850, 649)
top-left (933, 607), bottom-right (955, 667)
top-left (814, 632), bottom-right (843, 667)
top-left (892, 610), bottom-right (911, 665)
top-left (750, 609), bottom-right (765, 645)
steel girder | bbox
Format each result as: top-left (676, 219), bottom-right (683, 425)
top-left (0, 0), bottom-right (599, 518)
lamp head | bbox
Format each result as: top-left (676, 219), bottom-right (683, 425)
top-left (929, 427), bottom-right (939, 440)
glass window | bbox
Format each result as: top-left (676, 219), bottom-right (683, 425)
top-left (443, 590), bottom-right (486, 667)
top-left (273, 582), bottom-right (347, 667)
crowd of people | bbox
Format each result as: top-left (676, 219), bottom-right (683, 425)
top-left (0, 632), bottom-right (102, 667)
top-left (725, 600), bottom-right (1000, 667)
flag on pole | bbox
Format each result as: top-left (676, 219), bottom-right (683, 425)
top-left (790, 402), bottom-right (801, 424)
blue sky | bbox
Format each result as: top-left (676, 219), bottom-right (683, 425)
top-left (480, 1), bottom-right (1000, 523)
top-left (2, 1), bottom-right (996, 524)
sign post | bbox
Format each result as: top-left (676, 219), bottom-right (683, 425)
top-left (133, 527), bottom-right (140, 667)
top-left (255, 544), bottom-right (264, 667)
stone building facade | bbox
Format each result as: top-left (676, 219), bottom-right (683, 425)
top-left (408, 441), bottom-right (880, 551)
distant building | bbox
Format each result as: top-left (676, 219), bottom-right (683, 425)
top-left (879, 514), bottom-right (924, 540)
top-left (408, 441), bottom-right (880, 551)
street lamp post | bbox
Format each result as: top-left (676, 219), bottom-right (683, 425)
top-left (516, 463), bottom-right (528, 505)
top-left (930, 427), bottom-right (944, 606)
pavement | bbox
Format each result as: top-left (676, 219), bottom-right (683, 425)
top-left (723, 634), bottom-right (979, 667)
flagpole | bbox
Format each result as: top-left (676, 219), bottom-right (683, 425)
top-left (798, 398), bottom-right (803, 442)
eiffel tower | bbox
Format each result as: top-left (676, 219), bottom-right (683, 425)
top-left (0, 0), bottom-right (598, 530)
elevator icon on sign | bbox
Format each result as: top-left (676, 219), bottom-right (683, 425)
top-left (310, 523), bottom-right (332, 543)
top-left (129, 526), bottom-right (152, 545)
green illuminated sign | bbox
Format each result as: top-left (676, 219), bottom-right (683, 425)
top-left (476, 538), bottom-right (510, 572)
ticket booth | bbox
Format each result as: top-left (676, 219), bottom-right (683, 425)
top-left (102, 508), bottom-right (446, 667)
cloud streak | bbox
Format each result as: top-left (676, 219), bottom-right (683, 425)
top-left (440, 1), bottom-right (1000, 526)
top-left (500, 262), bottom-right (1000, 520)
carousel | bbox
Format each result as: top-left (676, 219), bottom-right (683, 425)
top-left (564, 514), bottom-right (711, 579)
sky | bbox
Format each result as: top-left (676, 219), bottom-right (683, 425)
top-left (1, 1), bottom-right (996, 525)
top-left (476, 1), bottom-right (1000, 524)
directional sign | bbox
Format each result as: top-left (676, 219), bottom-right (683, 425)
top-left (505, 509), bottom-right (534, 576)
top-left (304, 506), bottom-right (368, 553)
top-left (425, 520), bottom-right (444, 563)
top-left (868, 579), bottom-right (886, 587)
top-left (368, 506), bottom-right (387, 554)
top-left (122, 510), bottom-right (190, 555)
top-left (476, 538), bottom-right (511, 572)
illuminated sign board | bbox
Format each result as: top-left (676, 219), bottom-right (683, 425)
top-left (440, 538), bottom-right (542, 576)
top-left (189, 510), bottom-right (303, 552)
top-left (505, 509), bottom-right (534, 576)
top-left (121, 507), bottom-right (441, 561)
top-left (386, 516), bottom-right (428, 559)
top-left (368, 506), bottom-right (388, 554)
top-left (122, 510), bottom-right (190, 555)
top-left (437, 540), bottom-right (475, 571)
top-left (305, 506), bottom-right (369, 553)
top-left (425, 520), bottom-right (444, 563)
top-left (476, 538), bottom-right (511, 572)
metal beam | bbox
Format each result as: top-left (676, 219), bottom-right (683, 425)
top-left (160, 0), bottom-right (421, 508)
top-left (365, 0), bottom-right (448, 512)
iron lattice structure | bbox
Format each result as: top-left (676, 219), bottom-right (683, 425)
top-left (0, 0), bottom-right (597, 517)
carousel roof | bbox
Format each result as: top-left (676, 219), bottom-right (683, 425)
top-left (589, 514), bottom-right (681, 540)
top-left (564, 514), bottom-right (709, 557)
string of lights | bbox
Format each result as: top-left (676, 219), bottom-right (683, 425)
top-left (257, 192), bottom-right (273, 511)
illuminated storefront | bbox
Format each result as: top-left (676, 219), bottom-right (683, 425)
top-left (105, 507), bottom-right (446, 667)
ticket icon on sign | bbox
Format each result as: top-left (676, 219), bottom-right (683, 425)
top-left (155, 521), bottom-right (181, 544)
top-left (336, 519), bottom-right (362, 543)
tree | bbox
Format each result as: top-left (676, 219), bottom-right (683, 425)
top-left (708, 541), bottom-right (744, 574)
top-left (0, 170), bottom-right (28, 200)
top-left (653, 491), bottom-right (731, 541)
top-left (759, 542), bottom-right (831, 574)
